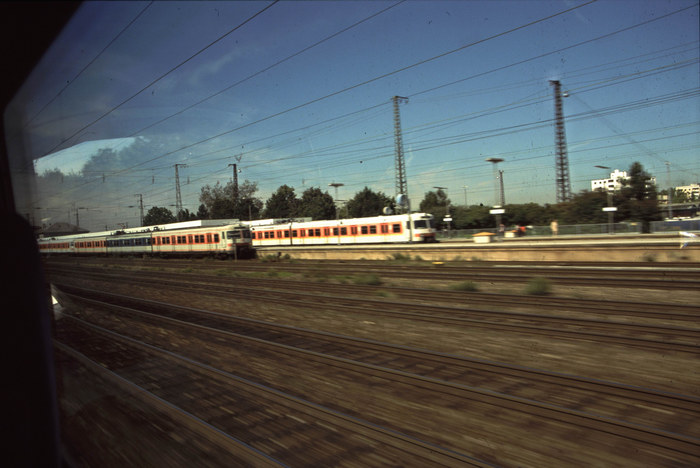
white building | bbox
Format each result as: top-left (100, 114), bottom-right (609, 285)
top-left (674, 183), bottom-right (700, 201)
top-left (591, 169), bottom-right (628, 192)
top-left (591, 169), bottom-right (657, 193)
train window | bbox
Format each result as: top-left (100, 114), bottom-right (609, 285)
top-left (393, 223), bottom-right (401, 233)
top-left (284, 231), bottom-right (290, 238)
top-left (308, 229), bottom-right (314, 237)
top-left (341, 227), bottom-right (347, 235)
top-left (214, 234), bottom-right (219, 243)
top-left (315, 229), bottom-right (321, 236)
top-left (370, 226), bottom-right (377, 234)
top-left (381, 225), bottom-right (388, 234)
top-left (361, 226), bottom-right (368, 235)
top-left (323, 228), bottom-right (330, 236)
top-left (333, 227), bottom-right (339, 236)
top-left (276, 231), bottom-right (282, 239)
top-left (414, 220), bottom-right (428, 229)
top-left (351, 227), bottom-right (358, 235)
top-left (292, 230), bottom-right (298, 237)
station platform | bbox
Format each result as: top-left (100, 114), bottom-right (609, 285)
top-left (257, 233), bottom-right (700, 263)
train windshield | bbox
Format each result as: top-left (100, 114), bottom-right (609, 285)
top-left (413, 219), bottom-right (435, 229)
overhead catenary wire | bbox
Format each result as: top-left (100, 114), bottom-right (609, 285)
top-left (24, 2), bottom-right (155, 128)
top-left (31, 2), bottom-right (698, 227)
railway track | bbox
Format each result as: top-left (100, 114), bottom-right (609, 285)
top-left (53, 272), bottom-right (700, 353)
top-left (48, 264), bottom-right (700, 322)
top-left (45, 257), bottom-right (700, 290)
top-left (56, 318), bottom-right (480, 466)
top-left (54, 291), bottom-right (700, 466)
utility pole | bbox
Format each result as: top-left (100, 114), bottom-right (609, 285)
top-left (486, 158), bottom-right (505, 239)
top-left (498, 170), bottom-right (505, 206)
top-left (328, 182), bottom-right (344, 220)
top-left (392, 96), bottom-right (409, 209)
top-left (549, 80), bottom-right (572, 203)
top-left (228, 154), bottom-right (243, 207)
top-left (135, 194), bottom-right (144, 226)
top-left (666, 161), bottom-right (673, 219)
top-left (174, 164), bottom-right (187, 220)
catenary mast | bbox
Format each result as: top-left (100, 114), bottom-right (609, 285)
top-left (550, 80), bottom-right (572, 203)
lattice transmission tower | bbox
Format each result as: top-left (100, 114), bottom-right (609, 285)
top-left (549, 80), bottom-right (572, 203)
top-left (174, 163), bottom-right (187, 219)
top-left (392, 96), bottom-right (409, 207)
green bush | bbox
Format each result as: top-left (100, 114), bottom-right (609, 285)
top-left (449, 281), bottom-right (479, 292)
top-left (353, 274), bottom-right (383, 286)
top-left (524, 277), bottom-right (552, 295)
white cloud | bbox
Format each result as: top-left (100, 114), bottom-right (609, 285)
top-left (35, 137), bottom-right (136, 174)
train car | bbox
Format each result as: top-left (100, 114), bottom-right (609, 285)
top-left (151, 224), bottom-right (251, 258)
top-left (106, 232), bottom-right (153, 256)
top-left (38, 231), bottom-right (108, 255)
top-left (250, 213), bottom-right (436, 247)
top-left (38, 221), bottom-right (252, 258)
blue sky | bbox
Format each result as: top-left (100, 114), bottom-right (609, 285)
top-left (9, 0), bottom-right (699, 231)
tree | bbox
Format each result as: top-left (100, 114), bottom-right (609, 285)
top-left (451, 205), bottom-right (491, 229)
top-left (196, 204), bottom-right (209, 219)
top-left (298, 187), bottom-right (336, 220)
top-left (143, 206), bottom-right (176, 226)
top-left (558, 190), bottom-right (608, 225)
top-left (177, 208), bottom-right (197, 222)
top-left (345, 187), bottom-right (393, 218)
top-left (199, 179), bottom-right (262, 219)
top-left (618, 161), bottom-right (661, 232)
top-left (263, 185), bottom-right (299, 218)
top-left (419, 189), bottom-right (450, 228)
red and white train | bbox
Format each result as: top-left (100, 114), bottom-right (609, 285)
top-left (249, 212), bottom-right (436, 247)
top-left (38, 220), bottom-right (252, 258)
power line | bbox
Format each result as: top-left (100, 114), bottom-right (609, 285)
top-left (43, 1), bottom-right (280, 157)
top-left (31, 4), bottom-right (698, 215)
top-left (24, 2), bottom-right (154, 127)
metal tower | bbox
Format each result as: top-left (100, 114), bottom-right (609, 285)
top-left (228, 154), bottom-right (242, 204)
top-left (174, 163), bottom-right (187, 219)
top-left (549, 80), bottom-right (572, 203)
top-left (135, 194), bottom-right (144, 226)
top-left (392, 95), bottom-right (409, 202)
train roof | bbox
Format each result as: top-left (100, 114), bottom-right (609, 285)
top-left (38, 219), bottom-right (244, 241)
top-left (249, 212), bottom-right (433, 228)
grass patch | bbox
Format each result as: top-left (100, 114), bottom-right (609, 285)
top-left (352, 274), bottom-right (383, 286)
top-left (449, 281), bottom-right (479, 292)
top-left (374, 290), bottom-right (396, 298)
top-left (388, 253), bottom-right (412, 262)
top-left (524, 277), bottom-right (552, 295)
top-left (214, 268), bottom-right (236, 277)
top-left (260, 253), bottom-right (292, 262)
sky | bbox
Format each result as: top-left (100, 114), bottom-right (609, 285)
top-left (6, 0), bottom-right (699, 232)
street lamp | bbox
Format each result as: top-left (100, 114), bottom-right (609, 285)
top-left (594, 165), bottom-right (616, 235)
top-left (485, 158), bottom-right (505, 238)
